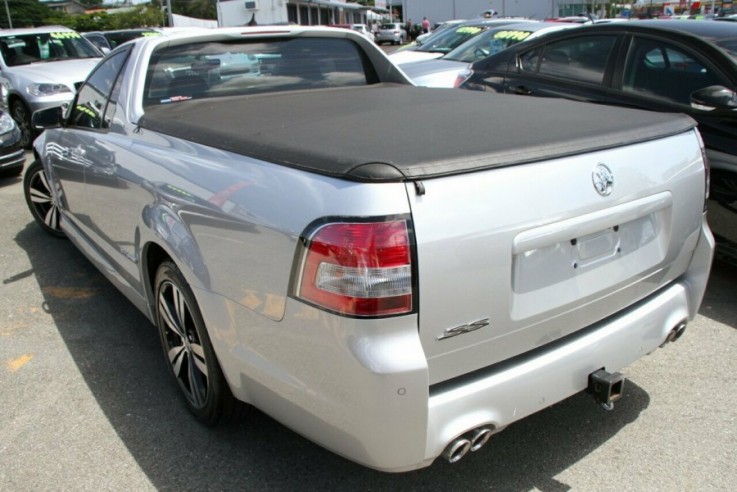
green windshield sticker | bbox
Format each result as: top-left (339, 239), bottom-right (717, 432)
top-left (142, 32), bottom-right (163, 37)
top-left (455, 27), bottom-right (483, 35)
top-left (493, 30), bottom-right (532, 41)
top-left (50, 32), bottom-right (81, 40)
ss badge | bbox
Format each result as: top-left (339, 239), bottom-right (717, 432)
top-left (437, 318), bottom-right (490, 340)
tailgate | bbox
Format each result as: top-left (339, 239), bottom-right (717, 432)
top-left (408, 131), bottom-right (706, 385)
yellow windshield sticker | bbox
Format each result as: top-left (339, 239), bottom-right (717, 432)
top-left (142, 32), bottom-right (163, 37)
top-left (75, 105), bottom-right (97, 119)
top-left (455, 27), bottom-right (483, 35)
top-left (50, 32), bottom-right (81, 40)
top-left (493, 30), bottom-right (532, 41)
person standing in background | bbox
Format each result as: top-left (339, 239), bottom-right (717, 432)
top-left (421, 16), bottom-right (430, 34)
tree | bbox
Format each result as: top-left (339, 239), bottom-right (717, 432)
top-left (70, 6), bottom-right (167, 31)
top-left (171, 0), bottom-right (216, 20)
top-left (1, 0), bottom-right (55, 28)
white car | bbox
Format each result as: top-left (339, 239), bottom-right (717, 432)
top-left (375, 22), bottom-right (407, 45)
top-left (351, 24), bottom-right (375, 42)
top-left (0, 26), bottom-right (102, 148)
top-left (390, 19), bottom-right (536, 65)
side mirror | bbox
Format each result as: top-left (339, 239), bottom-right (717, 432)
top-left (32, 106), bottom-right (64, 130)
top-left (691, 85), bottom-right (737, 111)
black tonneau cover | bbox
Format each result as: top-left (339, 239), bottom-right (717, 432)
top-left (139, 84), bottom-right (696, 182)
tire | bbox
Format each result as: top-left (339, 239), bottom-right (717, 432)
top-left (11, 100), bottom-right (36, 150)
top-left (23, 160), bottom-right (65, 238)
top-left (155, 261), bottom-right (246, 426)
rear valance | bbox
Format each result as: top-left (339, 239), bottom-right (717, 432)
top-left (139, 84), bottom-right (697, 182)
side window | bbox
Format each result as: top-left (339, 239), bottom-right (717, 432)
top-left (69, 49), bottom-right (130, 130)
top-left (535, 36), bottom-right (617, 84)
top-left (623, 37), bottom-right (725, 106)
top-left (519, 46), bottom-right (543, 73)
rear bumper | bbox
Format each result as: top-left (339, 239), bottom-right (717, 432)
top-left (425, 219), bottom-right (713, 466)
top-left (200, 220), bottom-right (713, 473)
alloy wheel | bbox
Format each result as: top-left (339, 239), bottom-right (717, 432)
top-left (24, 161), bottom-right (65, 237)
top-left (158, 279), bottom-right (210, 409)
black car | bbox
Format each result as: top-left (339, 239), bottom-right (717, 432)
top-left (458, 20), bottom-right (737, 263)
top-left (0, 109), bottom-right (25, 176)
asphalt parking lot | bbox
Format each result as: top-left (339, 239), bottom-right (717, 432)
top-left (2, 140), bottom-right (736, 491)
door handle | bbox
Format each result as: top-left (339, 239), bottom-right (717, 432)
top-left (513, 85), bottom-right (532, 95)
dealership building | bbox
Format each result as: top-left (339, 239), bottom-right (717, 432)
top-left (216, 1), bottom-right (728, 28)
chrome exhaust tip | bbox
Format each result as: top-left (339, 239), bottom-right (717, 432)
top-left (672, 322), bottom-right (687, 341)
top-left (661, 321), bottom-right (688, 347)
top-left (442, 438), bottom-right (471, 464)
top-left (469, 426), bottom-right (493, 452)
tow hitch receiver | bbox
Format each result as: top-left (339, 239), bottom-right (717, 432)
top-left (587, 369), bottom-right (625, 409)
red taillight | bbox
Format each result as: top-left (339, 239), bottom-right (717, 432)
top-left (297, 220), bottom-right (413, 317)
top-left (453, 68), bottom-right (473, 89)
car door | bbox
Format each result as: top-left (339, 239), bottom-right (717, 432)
top-left (502, 32), bottom-right (622, 103)
top-left (51, 47), bottom-right (137, 268)
top-left (614, 33), bottom-right (737, 165)
top-left (43, 50), bottom-right (128, 233)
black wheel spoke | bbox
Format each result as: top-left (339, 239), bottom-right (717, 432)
top-left (190, 343), bottom-right (208, 377)
top-left (188, 355), bottom-right (206, 407)
top-left (159, 293), bottom-right (184, 339)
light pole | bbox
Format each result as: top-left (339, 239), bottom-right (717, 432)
top-left (4, 0), bottom-right (12, 29)
top-left (166, 0), bottom-right (173, 27)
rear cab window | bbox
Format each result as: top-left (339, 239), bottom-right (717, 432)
top-left (143, 37), bottom-right (376, 107)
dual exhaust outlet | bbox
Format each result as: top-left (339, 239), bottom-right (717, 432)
top-left (441, 426), bottom-right (494, 464)
top-left (442, 321), bottom-right (687, 464)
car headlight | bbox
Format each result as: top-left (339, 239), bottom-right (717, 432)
top-left (26, 83), bottom-right (72, 97)
top-left (0, 112), bottom-right (16, 135)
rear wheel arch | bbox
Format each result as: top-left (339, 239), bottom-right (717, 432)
top-left (147, 252), bottom-right (247, 424)
top-left (142, 241), bottom-right (172, 317)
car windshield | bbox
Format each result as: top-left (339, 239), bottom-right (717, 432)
top-left (144, 37), bottom-right (372, 107)
top-left (416, 25), bottom-right (488, 53)
top-left (380, 24), bottom-right (400, 30)
top-left (0, 31), bottom-right (100, 67)
top-left (443, 28), bottom-right (534, 62)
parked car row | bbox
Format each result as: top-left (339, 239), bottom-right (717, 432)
top-left (452, 19), bottom-right (737, 263)
top-left (400, 21), bottom-right (582, 88)
top-left (390, 18), bottom-right (538, 65)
